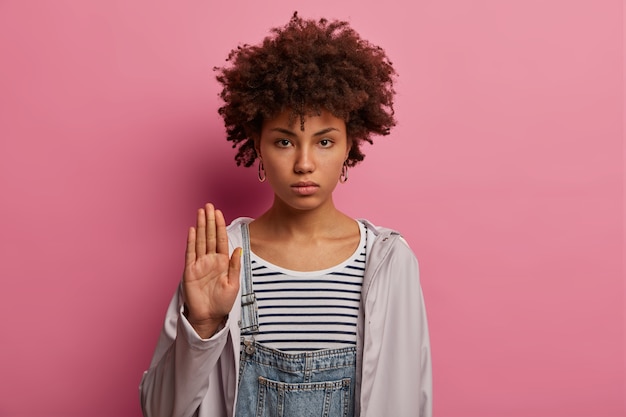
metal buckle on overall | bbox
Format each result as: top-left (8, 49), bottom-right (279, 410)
top-left (241, 293), bottom-right (256, 306)
top-left (242, 337), bottom-right (256, 354)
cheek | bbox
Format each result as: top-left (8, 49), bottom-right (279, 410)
top-left (263, 157), bottom-right (290, 182)
top-left (320, 156), bottom-right (346, 177)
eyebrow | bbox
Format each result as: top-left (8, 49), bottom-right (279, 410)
top-left (270, 127), bottom-right (340, 137)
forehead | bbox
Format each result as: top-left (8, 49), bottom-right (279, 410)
top-left (262, 109), bottom-right (346, 133)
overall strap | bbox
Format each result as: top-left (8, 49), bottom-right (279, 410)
top-left (239, 223), bottom-right (259, 334)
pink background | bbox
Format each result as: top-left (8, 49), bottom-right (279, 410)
top-left (0, 1), bottom-right (623, 416)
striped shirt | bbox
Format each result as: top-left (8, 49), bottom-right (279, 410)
top-left (250, 221), bottom-right (368, 353)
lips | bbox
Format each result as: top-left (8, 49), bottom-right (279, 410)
top-left (290, 181), bottom-right (319, 196)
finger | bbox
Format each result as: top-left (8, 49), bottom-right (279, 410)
top-left (185, 227), bottom-right (196, 267)
top-left (206, 203), bottom-right (217, 253)
top-left (228, 247), bottom-right (242, 286)
top-left (215, 209), bottom-right (229, 255)
top-left (196, 208), bottom-right (206, 256)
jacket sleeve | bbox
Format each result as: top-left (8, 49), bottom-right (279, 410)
top-left (360, 238), bottom-right (432, 417)
top-left (139, 284), bottom-right (234, 417)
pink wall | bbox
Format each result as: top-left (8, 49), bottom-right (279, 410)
top-left (0, 1), bottom-right (623, 416)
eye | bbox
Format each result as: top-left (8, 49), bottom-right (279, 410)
top-left (319, 139), bottom-right (334, 147)
top-left (275, 139), bottom-right (292, 148)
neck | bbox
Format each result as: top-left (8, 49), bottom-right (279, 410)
top-left (256, 196), bottom-right (346, 238)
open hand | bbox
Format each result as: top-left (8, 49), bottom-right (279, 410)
top-left (182, 203), bottom-right (241, 338)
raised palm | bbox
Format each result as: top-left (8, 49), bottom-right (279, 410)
top-left (183, 203), bottom-right (241, 338)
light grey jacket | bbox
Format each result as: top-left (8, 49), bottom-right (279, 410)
top-left (140, 218), bottom-right (432, 417)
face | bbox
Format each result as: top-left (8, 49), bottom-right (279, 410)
top-left (256, 109), bottom-right (350, 212)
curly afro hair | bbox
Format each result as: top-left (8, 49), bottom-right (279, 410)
top-left (214, 12), bottom-right (397, 167)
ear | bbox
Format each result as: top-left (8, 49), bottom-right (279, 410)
top-left (344, 137), bottom-right (353, 161)
top-left (252, 135), bottom-right (262, 159)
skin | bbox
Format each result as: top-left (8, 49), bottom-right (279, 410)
top-left (183, 110), bottom-right (360, 338)
top-left (183, 204), bottom-right (241, 339)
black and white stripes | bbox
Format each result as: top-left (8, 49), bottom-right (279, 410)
top-left (250, 221), bottom-right (367, 353)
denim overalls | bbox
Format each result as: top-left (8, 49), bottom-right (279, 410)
top-left (235, 224), bottom-right (357, 417)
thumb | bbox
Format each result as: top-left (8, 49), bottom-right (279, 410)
top-left (228, 247), bottom-right (242, 286)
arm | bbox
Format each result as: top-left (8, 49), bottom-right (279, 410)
top-left (140, 204), bottom-right (242, 417)
top-left (139, 286), bottom-right (233, 417)
top-left (360, 239), bottom-right (432, 417)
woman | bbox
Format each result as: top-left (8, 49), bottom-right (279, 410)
top-left (140, 13), bottom-right (432, 417)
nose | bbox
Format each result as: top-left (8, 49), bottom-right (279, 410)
top-left (294, 147), bottom-right (315, 174)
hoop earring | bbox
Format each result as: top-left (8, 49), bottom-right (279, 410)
top-left (339, 163), bottom-right (349, 183)
top-left (258, 159), bottom-right (266, 182)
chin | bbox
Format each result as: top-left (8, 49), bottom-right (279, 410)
top-left (277, 196), bottom-right (327, 212)
top-left (289, 200), bottom-right (323, 212)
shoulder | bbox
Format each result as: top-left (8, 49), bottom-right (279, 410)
top-left (360, 218), bottom-right (419, 286)
top-left (359, 218), bottom-right (414, 254)
top-left (226, 217), bottom-right (254, 248)
top-left (360, 220), bottom-right (423, 312)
